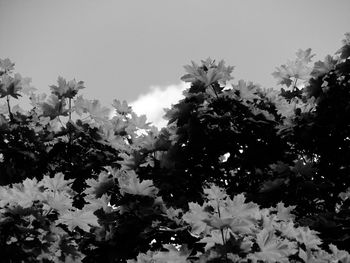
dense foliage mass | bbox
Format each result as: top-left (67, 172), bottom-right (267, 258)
top-left (0, 33), bottom-right (350, 262)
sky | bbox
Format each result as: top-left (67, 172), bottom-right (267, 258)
top-left (0, 0), bottom-right (350, 127)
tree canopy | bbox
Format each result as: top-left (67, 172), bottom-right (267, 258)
top-left (0, 33), bottom-right (350, 262)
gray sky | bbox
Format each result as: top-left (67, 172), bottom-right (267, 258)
top-left (0, 0), bottom-right (349, 125)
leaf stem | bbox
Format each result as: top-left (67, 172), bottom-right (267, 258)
top-left (6, 95), bottom-right (14, 121)
top-left (69, 98), bottom-right (72, 121)
top-left (217, 203), bottom-right (226, 244)
top-left (210, 85), bottom-right (219, 98)
top-left (293, 78), bottom-right (298, 91)
top-left (217, 201), bottom-right (229, 262)
top-left (44, 208), bottom-right (53, 216)
top-left (57, 117), bottom-right (65, 128)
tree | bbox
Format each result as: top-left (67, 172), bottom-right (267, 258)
top-left (0, 33), bottom-right (349, 262)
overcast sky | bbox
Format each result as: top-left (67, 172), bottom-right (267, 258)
top-left (1, 0), bottom-right (349, 126)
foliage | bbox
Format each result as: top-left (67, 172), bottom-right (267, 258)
top-left (0, 33), bottom-right (349, 262)
top-left (129, 185), bottom-right (350, 263)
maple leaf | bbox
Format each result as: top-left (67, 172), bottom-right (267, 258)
top-left (14, 73), bottom-right (37, 95)
top-left (0, 186), bottom-right (12, 207)
top-left (62, 254), bottom-right (85, 263)
top-left (39, 173), bottom-right (74, 193)
top-left (336, 32), bottom-right (350, 59)
top-left (298, 96), bottom-right (316, 114)
top-left (85, 99), bottom-right (111, 123)
top-left (230, 217), bottom-right (257, 234)
top-left (11, 104), bottom-right (25, 115)
top-left (29, 92), bottom-right (47, 108)
top-left (275, 202), bottom-right (296, 222)
top-left (0, 102), bottom-right (25, 115)
top-left (127, 251), bottom-right (154, 263)
top-left (133, 132), bottom-right (157, 151)
top-left (40, 94), bottom-right (68, 119)
top-left (295, 48), bottom-right (315, 63)
top-left (152, 244), bottom-right (191, 263)
top-left (119, 172), bottom-right (158, 197)
top-left (86, 194), bottom-right (112, 213)
top-left (298, 248), bottom-right (327, 263)
top-left (50, 76), bottom-right (85, 99)
top-left (203, 184), bottom-right (228, 205)
top-left (0, 72), bottom-right (35, 98)
top-left (249, 229), bottom-right (297, 263)
top-left (234, 80), bottom-right (260, 102)
top-left (0, 58), bottom-right (15, 72)
top-left (10, 178), bottom-right (44, 208)
top-left (258, 208), bottom-right (277, 231)
top-left (183, 202), bottom-right (210, 235)
top-left (202, 58), bottom-right (234, 86)
top-left (164, 207), bottom-right (183, 225)
top-left (216, 60), bottom-right (235, 85)
top-left (0, 102), bottom-right (7, 114)
top-left (47, 117), bottom-right (62, 133)
top-left (199, 229), bottom-right (225, 251)
top-left (112, 99), bottom-right (132, 115)
top-left (181, 58), bottom-right (233, 86)
top-left (273, 60), bottom-right (312, 84)
top-left (240, 237), bottom-right (254, 253)
top-left (110, 114), bottom-right (129, 132)
top-left (129, 112), bottom-right (150, 130)
top-left (202, 215), bottom-right (234, 230)
top-left (250, 107), bottom-right (275, 121)
top-left (56, 209), bottom-right (99, 232)
top-left (98, 124), bottom-right (129, 151)
top-left (271, 65), bottom-right (294, 87)
top-left (272, 48), bottom-right (314, 87)
top-left (295, 226), bottom-right (322, 249)
top-left (181, 60), bottom-right (206, 83)
top-left (274, 97), bottom-right (299, 119)
top-left (74, 96), bottom-right (111, 125)
top-left (43, 191), bottom-right (74, 213)
top-left (0, 74), bottom-right (22, 99)
top-left (114, 168), bottom-right (136, 185)
top-left (73, 95), bottom-right (89, 116)
top-left (213, 194), bottom-right (259, 234)
top-left (329, 244), bottom-right (350, 262)
top-left (227, 253), bottom-right (244, 262)
top-left (224, 194), bottom-right (260, 220)
top-left (311, 55), bottom-right (337, 78)
top-left (83, 171), bottom-right (114, 198)
top-left (277, 221), bottom-right (299, 240)
top-left (201, 57), bottom-right (216, 69)
top-left (205, 68), bottom-right (225, 87)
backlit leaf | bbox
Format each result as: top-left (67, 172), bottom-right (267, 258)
top-left (50, 76), bottom-right (85, 99)
top-left (249, 229), bottom-right (297, 263)
top-left (57, 209), bottom-right (99, 232)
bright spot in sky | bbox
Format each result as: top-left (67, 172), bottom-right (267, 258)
top-left (130, 82), bottom-right (189, 128)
